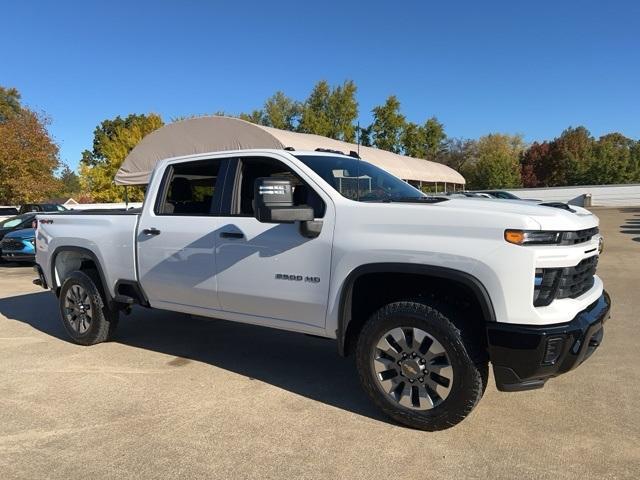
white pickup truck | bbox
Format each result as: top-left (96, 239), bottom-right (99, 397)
top-left (34, 149), bottom-right (610, 430)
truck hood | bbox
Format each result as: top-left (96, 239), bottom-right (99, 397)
top-left (432, 197), bottom-right (598, 231)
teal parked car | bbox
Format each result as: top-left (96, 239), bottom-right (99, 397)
top-left (1, 228), bottom-right (35, 262)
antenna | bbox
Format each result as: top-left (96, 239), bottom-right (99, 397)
top-left (356, 122), bottom-right (361, 201)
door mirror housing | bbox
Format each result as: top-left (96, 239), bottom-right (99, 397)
top-left (254, 177), bottom-right (314, 224)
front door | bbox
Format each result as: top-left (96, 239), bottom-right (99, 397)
top-left (137, 157), bottom-right (226, 313)
top-left (214, 155), bottom-right (334, 331)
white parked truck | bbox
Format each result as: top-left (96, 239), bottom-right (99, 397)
top-left (34, 149), bottom-right (610, 430)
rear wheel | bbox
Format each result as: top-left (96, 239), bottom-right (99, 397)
top-left (59, 270), bottom-right (118, 345)
top-left (356, 300), bottom-right (488, 430)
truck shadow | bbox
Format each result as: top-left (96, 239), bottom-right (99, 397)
top-left (0, 291), bottom-right (388, 424)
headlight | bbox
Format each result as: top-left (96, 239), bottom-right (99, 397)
top-left (505, 230), bottom-right (562, 245)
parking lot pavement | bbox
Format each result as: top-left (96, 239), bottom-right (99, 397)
top-left (0, 207), bottom-right (639, 480)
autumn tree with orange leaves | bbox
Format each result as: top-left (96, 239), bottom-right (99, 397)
top-left (0, 86), bottom-right (61, 204)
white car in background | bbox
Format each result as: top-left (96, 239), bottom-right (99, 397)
top-left (0, 207), bottom-right (19, 222)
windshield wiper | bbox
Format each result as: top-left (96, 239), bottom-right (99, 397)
top-left (361, 196), bottom-right (448, 204)
top-left (387, 196), bottom-right (448, 203)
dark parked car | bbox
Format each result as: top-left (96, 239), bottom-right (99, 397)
top-left (444, 192), bottom-right (493, 199)
top-left (18, 203), bottom-right (67, 214)
top-left (475, 190), bottom-right (541, 201)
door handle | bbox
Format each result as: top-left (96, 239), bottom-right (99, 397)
top-left (220, 231), bottom-right (244, 239)
top-left (143, 228), bottom-right (161, 236)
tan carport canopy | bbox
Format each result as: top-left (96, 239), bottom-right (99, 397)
top-left (114, 116), bottom-right (465, 186)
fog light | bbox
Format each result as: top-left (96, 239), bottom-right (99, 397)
top-left (543, 337), bottom-right (564, 365)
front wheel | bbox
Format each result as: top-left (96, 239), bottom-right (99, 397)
top-left (59, 270), bottom-right (118, 345)
top-left (356, 301), bottom-right (488, 431)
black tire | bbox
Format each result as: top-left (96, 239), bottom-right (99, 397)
top-left (58, 270), bottom-right (119, 345)
top-left (356, 300), bottom-right (488, 431)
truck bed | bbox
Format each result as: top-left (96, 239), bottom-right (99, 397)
top-left (36, 212), bottom-right (141, 296)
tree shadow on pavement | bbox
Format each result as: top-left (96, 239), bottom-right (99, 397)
top-left (0, 291), bottom-right (389, 424)
top-left (619, 211), bottom-right (640, 242)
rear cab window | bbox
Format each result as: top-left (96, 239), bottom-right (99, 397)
top-left (155, 158), bottom-right (223, 216)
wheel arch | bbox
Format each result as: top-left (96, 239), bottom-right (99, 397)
top-left (337, 263), bottom-right (496, 356)
top-left (50, 246), bottom-right (112, 303)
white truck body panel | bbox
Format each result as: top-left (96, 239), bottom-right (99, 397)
top-left (36, 149), bottom-right (602, 335)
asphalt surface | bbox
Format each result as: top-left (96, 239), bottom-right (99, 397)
top-left (0, 207), bottom-right (638, 479)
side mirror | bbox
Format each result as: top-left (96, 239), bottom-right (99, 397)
top-left (254, 177), bottom-right (314, 224)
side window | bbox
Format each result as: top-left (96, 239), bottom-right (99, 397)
top-left (231, 157), bottom-right (325, 218)
top-left (156, 159), bottom-right (221, 216)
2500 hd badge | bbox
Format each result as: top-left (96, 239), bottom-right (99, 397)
top-left (275, 273), bottom-right (321, 283)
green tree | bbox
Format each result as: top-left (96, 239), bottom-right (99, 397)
top-left (371, 95), bottom-right (405, 153)
top-left (588, 133), bottom-right (637, 184)
top-left (238, 109), bottom-right (266, 125)
top-left (262, 91), bottom-right (300, 130)
top-left (464, 134), bottom-right (524, 189)
top-left (440, 137), bottom-right (477, 171)
top-left (554, 126), bottom-right (594, 185)
top-left (298, 80), bottom-right (332, 137)
top-left (298, 80), bottom-right (358, 141)
top-left (400, 122), bottom-right (425, 157)
top-left (79, 113), bottom-right (164, 202)
top-left (0, 86), bottom-right (22, 122)
top-left (630, 140), bottom-right (640, 182)
top-left (423, 117), bottom-right (446, 160)
top-left (56, 164), bottom-right (81, 198)
top-left (326, 80), bottom-right (358, 142)
top-left (358, 124), bottom-right (373, 147)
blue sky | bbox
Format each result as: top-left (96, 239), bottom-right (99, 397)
top-left (2, 0), bottom-right (639, 170)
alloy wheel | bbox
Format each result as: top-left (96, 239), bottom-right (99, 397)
top-left (372, 327), bottom-right (453, 410)
top-left (63, 284), bottom-right (93, 334)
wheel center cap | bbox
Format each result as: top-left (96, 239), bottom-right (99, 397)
top-left (400, 359), bottom-right (424, 379)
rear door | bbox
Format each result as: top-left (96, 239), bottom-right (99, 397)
top-left (214, 154), bottom-right (335, 331)
top-left (137, 157), bottom-right (229, 312)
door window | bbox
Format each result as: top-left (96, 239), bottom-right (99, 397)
top-left (155, 159), bottom-right (222, 216)
top-left (228, 157), bottom-right (325, 218)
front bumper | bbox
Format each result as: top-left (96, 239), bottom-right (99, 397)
top-left (487, 291), bottom-right (611, 392)
top-left (1, 251), bottom-right (35, 262)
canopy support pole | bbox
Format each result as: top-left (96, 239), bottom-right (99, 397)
top-left (124, 186), bottom-right (129, 208)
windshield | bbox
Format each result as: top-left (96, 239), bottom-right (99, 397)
top-left (0, 217), bottom-right (22, 228)
top-left (40, 204), bottom-right (66, 212)
top-left (295, 155), bottom-right (426, 202)
top-left (487, 191), bottom-right (519, 200)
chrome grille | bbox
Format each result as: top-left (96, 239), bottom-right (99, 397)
top-left (534, 255), bottom-right (598, 306)
top-left (560, 227), bottom-right (599, 245)
top-left (556, 256), bottom-right (598, 299)
top-left (1, 238), bottom-right (24, 251)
